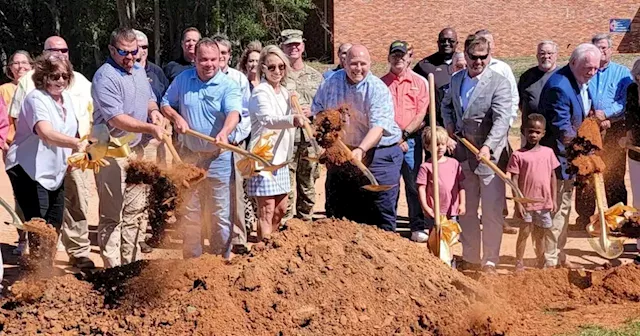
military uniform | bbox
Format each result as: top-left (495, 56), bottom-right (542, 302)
top-left (280, 30), bottom-right (323, 221)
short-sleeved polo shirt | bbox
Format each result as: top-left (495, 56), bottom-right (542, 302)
top-left (92, 58), bottom-right (156, 147)
top-left (161, 68), bottom-right (242, 153)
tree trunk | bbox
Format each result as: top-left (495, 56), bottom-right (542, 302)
top-left (116, 0), bottom-right (130, 27)
top-left (92, 29), bottom-right (102, 68)
top-left (154, 0), bottom-right (161, 65)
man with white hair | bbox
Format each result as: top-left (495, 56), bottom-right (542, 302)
top-left (573, 34), bottom-right (633, 231)
top-left (539, 43), bottom-right (601, 269)
top-left (9, 35), bottom-right (95, 269)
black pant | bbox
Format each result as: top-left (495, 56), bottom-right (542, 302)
top-left (7, 165), bottom-right (65, 256)
top-left (575, 121), bottom-right (627, 226)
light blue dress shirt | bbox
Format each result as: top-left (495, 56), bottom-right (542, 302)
top-left (460, 73), bottom-right (480, 111)
top-left (587, 62), bottom-right (633, 118)
top-left (5, 90), bottom-right (78, 190)
top-left (311, 70), bottom-right (401, 147)
top-left (161, 69), bottom-right (243, 153)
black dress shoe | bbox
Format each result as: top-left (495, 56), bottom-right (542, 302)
top-left (71, 257), bottom-right (95, 269)
top-left (140, 241), bottom-right (153, 254)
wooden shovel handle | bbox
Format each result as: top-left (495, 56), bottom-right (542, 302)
top-left (291, 94), bottom-right (323, 156)
top-left (162, 134), bottom-right (183, 163)
top-left (184, 129), bottom-right (272, 167)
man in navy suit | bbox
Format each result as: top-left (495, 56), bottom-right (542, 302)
top-left (538, 43), bottom-right (600, 269)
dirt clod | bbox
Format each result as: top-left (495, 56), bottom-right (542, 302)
top-left (314, 106), bottom-right (351, 165)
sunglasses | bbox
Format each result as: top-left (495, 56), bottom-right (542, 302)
top-left (467, 53), bottom-right (489, 61)
top-left (49, 73), bottom-right (70, 81)
top-left (139, 45), bottom-right (149, 50)
top-left (266, 64), bottom-right (286, 72)
top-left (45, 48), bottom-right (69, 54)
top-left (438, 38), bottom-right (457, 45)
top-left (112, 46), bottom-right (139, 56)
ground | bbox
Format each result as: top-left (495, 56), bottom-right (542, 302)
top-left (0, 135), bottom-right (636, 284)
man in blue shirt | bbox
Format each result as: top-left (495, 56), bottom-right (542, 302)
top-left (92, 28), bottom-right (166, 268)
top-left (161, 38), bottom-right (242, 259)
top-left (574, 34), bottom-right (633, 230)
top-left (312, 44), bottom-right (403, 232)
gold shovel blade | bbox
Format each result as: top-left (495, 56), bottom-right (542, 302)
top-left (86, 124), bottom-right (111, 161)
top-left (587, 236), bottom-right (625, 259)
top-left (361, 184), bottom-right (396, 192)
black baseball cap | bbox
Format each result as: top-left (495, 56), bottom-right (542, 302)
top-left (389, 40), bottom-right (409, 54)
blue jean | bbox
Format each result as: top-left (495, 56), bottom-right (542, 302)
top-left (326, 145), bottom-right (403, 231)
top-left (400, 136), bottom-right (425, 231)
top-left (182, 151), bottom-right (234, 259)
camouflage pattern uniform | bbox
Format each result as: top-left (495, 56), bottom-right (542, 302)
top-left (283, 64), bottom-right (323, 221)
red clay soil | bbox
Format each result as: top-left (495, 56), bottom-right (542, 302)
top-left (314, 106), bottom-right (351, 165)
top-left (19, 219), bottom-right (58, 275)
top-left (3, 218), bottom-right (640, 335)
top-left (126, 160), bottom-right (205, 245)
top-left (577, 118), bottom-right (603, 150)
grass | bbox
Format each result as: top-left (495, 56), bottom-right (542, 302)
top-left (558, 321), bottom-right (640, 336)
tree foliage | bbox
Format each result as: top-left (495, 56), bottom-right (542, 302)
top-left (0, 0), bottom-right (314, 80)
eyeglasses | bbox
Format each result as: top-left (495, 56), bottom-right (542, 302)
top-left (49, 73), bottom-right (70, 81)
top-left (139, 45), bottom-right (149, 50)
top-left (538, 51), bottom-right (557, 57)
top-left (438, 38), bottom-right (457, 45)
top-left (45, 48), bottom-right (69, 54)
top-left (467, 53), bottom-right (489, 61)
top-left (266, 64), bottom-right (286, 72)
top-left (112, 46), bottom-right (139, 57)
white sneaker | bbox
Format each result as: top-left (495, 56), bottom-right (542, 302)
top-left (12, 241), bottom-right (27, 256)
top-left (411, 230), bottom-right (429, 243)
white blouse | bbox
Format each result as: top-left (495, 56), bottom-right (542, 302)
top-left (248, 82), bottom-right (296, 165)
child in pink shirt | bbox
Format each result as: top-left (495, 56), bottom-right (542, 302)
top-left (507, 114), bottom-right (559, 272)
top-left (416, 126), bottom-right (465, 238)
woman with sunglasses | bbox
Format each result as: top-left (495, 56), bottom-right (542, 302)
top-left (247, 45), bottom-right (305, 241)
top-left (5, 55), bottom-right (87, 263)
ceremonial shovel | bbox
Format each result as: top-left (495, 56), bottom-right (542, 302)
top-left (184, 129), bottom-right (287, 172)
top-left (454, 135), bottom-right (543, 205)
top-left (586, 173), bottom-right (625, 259)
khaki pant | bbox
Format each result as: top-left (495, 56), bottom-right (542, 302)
top-left (231, 151), bottom-right (247, 246)
top-left (284, 139), bottom-right (318, 221)
top-left (61, 168), bottom-right (91, 258)
top-left (95, 154), bottom-right (148, 268)
top-left (515, 222), bottom-right (544, 262)
top-left (545, 179), bottom-right (574, 267)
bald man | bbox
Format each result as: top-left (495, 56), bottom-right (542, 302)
top-left (312, 45), bottom-right (403, 231)
top-left (9, 35), bottom-right (95, 269)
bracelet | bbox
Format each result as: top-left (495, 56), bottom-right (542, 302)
top-left (356, 146), bottom-right (366, 153)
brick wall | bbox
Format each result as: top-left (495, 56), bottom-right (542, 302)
top-left (331, 0), bottom-right (640, 63)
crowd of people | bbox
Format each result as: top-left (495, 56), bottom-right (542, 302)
top-left (0, 25), bottom-right (639, 279)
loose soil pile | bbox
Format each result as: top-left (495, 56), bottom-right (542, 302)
top-left (126, 160), bottom-right (206, 245)
top-left (2, 218), bottom-right (640, 335)
top-left (19, 219), bottom-right (58, 274)
top-left (567, 118), bottom-right (605, 186)
top-left (314, 106), bottom-right (351, 165)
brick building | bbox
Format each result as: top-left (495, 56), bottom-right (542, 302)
top-left (306, 0), bottom-right (640, 63)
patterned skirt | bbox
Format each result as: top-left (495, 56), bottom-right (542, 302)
top-left (246, 165), bottom-right (291, 197)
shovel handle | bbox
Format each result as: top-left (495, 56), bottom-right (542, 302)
top-left (626, 144), bottom-right (640, 154)
top-left (162, 134), bottom-right (183, 164)
top-left (291, 95), bottom-right (323, 156)
top-left (0, 196), bottom-right (23, 230)
top-left (185, 129), bottom-right (272, 167)
top-left (335, 140), bottom-right (380, 186)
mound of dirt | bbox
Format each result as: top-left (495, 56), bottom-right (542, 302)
top-left (3, 219), bottom-right (640, 335)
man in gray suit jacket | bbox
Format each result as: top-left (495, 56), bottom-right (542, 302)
top-left (441, 35), bottom-right (512, 274)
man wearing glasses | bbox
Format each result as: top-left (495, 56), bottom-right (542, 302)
top-left (413, 28), bottom-right (458, 126)
top-left (441, 35), bottom-right (511, 275)
top-left (381, 40), bottom-right (429, 242)
top-left (160, 38), bottom-right (242, 259)
top-left (92, 28), bottom-right (166, 268)
top-left (8, 35), bottom-right (95, 269)
top-left (281, 29), bottom-right (323, 222)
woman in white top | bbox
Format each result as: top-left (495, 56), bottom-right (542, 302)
top-left (247, 45), bottom-right (305, 241)
top-left (5, 55), bottom-right (87, 257)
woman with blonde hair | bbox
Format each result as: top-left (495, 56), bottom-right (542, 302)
top-left (247, 45), bottom-right (305, 241)
top-left (237, 41), bottom-right (263, 91)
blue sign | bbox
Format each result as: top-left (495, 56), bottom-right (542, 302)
top-left (610, 19), bottom-right (631, 33)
